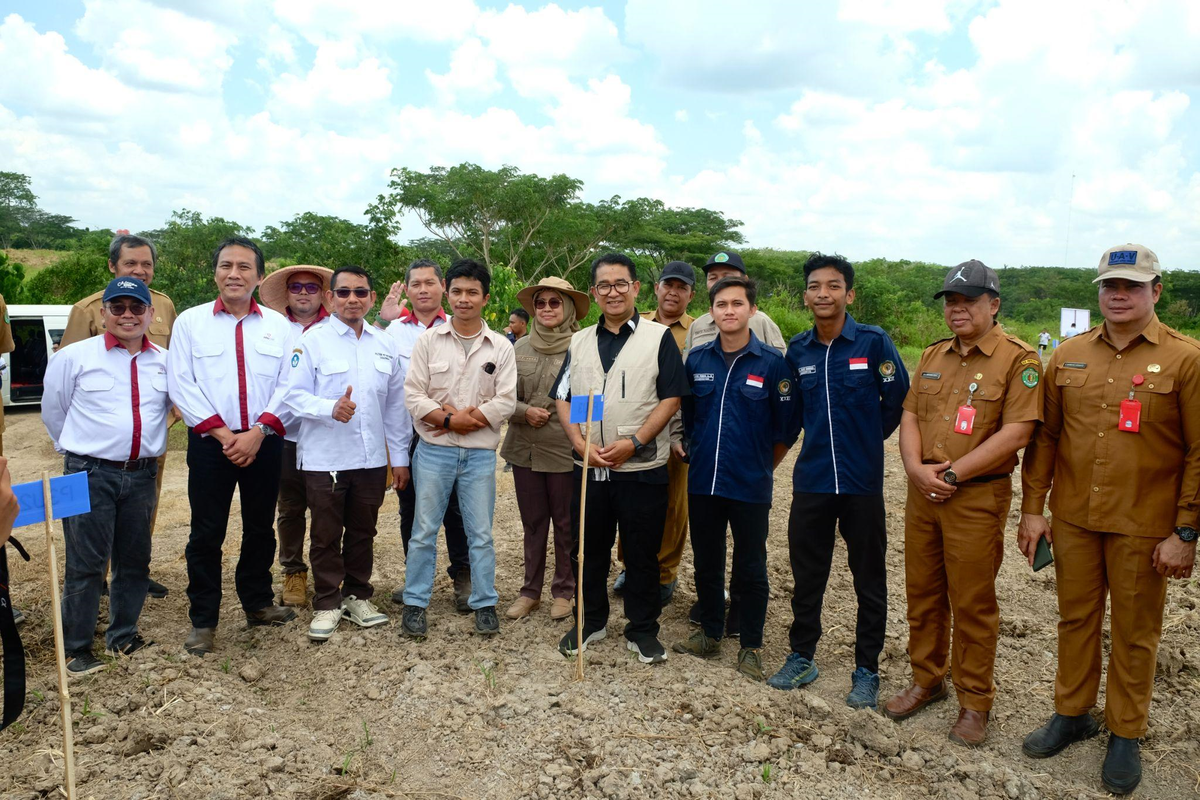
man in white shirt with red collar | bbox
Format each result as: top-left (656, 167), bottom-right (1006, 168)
top-left (168, 237), bottom-right (297, 656)
top-left (42, 277), bottom-right (171, 677)
top-left (258, 264), bottom-right (333, 608)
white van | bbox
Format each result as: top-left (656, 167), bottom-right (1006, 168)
top-left (2, 304), bottom-right (73, 407)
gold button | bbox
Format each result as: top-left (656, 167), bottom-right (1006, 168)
top-left (1098, 432), bottom-right (1104, 437)
top-left (961, 361), bottom-right (967, 367)
top-left (1108, 378), bottom-right (1114, 383)
top-left (936, 443), bottom-right (944, 448)
top-left (1065, 379), bottom-right (1071, 384)
top-left (1095, 459), bottom-right (1102, 464)
top-left (921, 384), bottom-right (927, 389)
top-left (953, 389), bottom-right (959, 394)
top-left (944, 416), bottom-right (950, 421)
top-left (1148, 384), bottom-right (1154, 389)
top-left (1092, 486), bottom-right (1100, 492)
top-left (1101, 403), bottom-right (1108, 409)
top-left (1115, 354), bottom-right (1122, 360)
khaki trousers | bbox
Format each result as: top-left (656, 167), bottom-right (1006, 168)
top-left (617, 451), bottom-right (689, 585)
top-left (903, 479), bottom-right (1011, 712)
top-left (1051, 519), bottom-right (1168, 738)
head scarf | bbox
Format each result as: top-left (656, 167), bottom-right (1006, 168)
top-left (527, 288), bottom-right (578, 354)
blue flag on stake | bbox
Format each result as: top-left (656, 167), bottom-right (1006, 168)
top-left (569, 394), bottom-right (604, 424)
top-left (12, 472), bottom-right (91, 528)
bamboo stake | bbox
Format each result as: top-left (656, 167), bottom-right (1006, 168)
top-left (575, 391), bottom-right (596, 681)
top-left (41, 472), bottom-right (77, 800)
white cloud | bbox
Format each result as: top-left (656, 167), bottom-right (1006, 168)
top-left (272, 0), bottom-right (479, 44)
top-left (674, 109), bottom-right (688, 122)
top-left (426, 38), bottom-right (501, 104)
top-left (268, 41), bottom-right (393, 123)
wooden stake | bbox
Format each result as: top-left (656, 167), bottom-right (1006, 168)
top-left (41, 472), bottom-right (77, 800)
top-left (575, 391), bottom-right (595, 681)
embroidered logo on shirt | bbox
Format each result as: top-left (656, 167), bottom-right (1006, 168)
top-left (694, 372), bottom-right (715, 382)
top-left (1021, 367), bottom-right (1040, 388)
top-left (798, 365), bottom-right (817, 376)
top-left (746, 374), bottom-right (764, 388)
top-left (778, 379), bottom-right (792, 395)
top-left (290, 354), bottom-right (300, 367)
top-left (848, 357), bottom-right (868, 371)
top-left (879, 360), bottom-right (896, 377)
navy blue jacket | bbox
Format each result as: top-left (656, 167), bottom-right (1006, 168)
top-left (785, 314), bottom-right (909, 495)
top-left (684, 332), bottom-right (794, 505)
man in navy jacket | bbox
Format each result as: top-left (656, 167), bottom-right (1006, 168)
top-left (766, 253), bottom-right (909, 710)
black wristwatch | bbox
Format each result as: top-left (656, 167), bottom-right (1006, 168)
top-left (630, 435), bottom-right (646, 455)
top-left (942, 467), bottom-right (958, 486)
top-left (443, 414), bottom-right (452, 430)
top-left (1175, 526), bottom-right (1198, 543)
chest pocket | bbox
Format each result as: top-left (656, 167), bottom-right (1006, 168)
top-left (319, 360), bottom-right (350, 396)
top-left (841, 371), bottom-right (876, 406)
top-left (150, 374), bottom-right (169, 394)
top-left (1056, 370), bottom-right (1089, 414)
top-left (799, 374), bottom-right (820, 404)
top-left (1133, 375), bottom-right (1176, 424)
top-left (915, 380), bottom-right (942, 420)
top-left (79, 373), bottom-right (116, 392)
top-left (516, 355), bottom-right (540, 402)
top-left (970, 380), bottom-right (1006, 427)
top-left (252, 340), bottom-right (284, 376)
top-left (192, 343), bottom-right (226, 378)
top-left (428, 361), bottom-right (451, 391)
top-left (373, 357), bottom-right (393, 393)
top-left (740, 382), bottom-right (769, 403)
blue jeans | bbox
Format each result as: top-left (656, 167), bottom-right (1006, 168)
top-left (60, 455), bottom-right (158, 655)
top-left (403, 441), bottom-right (498, 610)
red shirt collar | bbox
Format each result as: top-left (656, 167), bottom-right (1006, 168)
top-left (103, 332), bottom-right (157, 352)
top-left (398, 306), bottom-right (447, 325)
top-left (287, 304), bottom-right (330, 330)
top-left (213, 296), bottom-right (263, 317)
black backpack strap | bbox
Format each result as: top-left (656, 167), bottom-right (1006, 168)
top-left (0, 537), bottom-right (29, 732)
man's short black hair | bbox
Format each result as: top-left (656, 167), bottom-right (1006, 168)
top-left (212, 236), bottom-right (265, 277)
top-left (446, 258), bottom-right (491, 295)
top-left (590, 252), bottom-right (637, 284)
top-left (709, 276), bottom-right (757, 307)
top-left (802, 252), bottom-right (854, 291)
top-left (332, 265), bottom-right (373, 290)
top-left (510, 308), bottom-right (529, 322)
top-left (109, 233), bottom-right (157, 267)
top-left (405, 258), bottom-right (443, 284)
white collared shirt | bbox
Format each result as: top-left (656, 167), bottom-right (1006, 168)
top-left (168, 297), bottom-right (294, 436)
top-left (42, 333), bottom-right (171, 461)
top-left (283, 312), bottom-right (330, 443)
top-left (284, 314), bottom-right (412, 471)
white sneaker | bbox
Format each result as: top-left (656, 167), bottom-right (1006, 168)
top-left (308, 608), bottom-right (343, 641)
top-left (342, 596), bottom-right (388, 628)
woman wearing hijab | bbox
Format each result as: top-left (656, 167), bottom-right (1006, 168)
top-left (501, 277), bottom-right (590, 620)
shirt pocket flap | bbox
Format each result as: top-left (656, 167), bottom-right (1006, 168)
top-left (1055, 371), bottom-right (1089, 388)
top-left (844, 372), bottom-right (874, 388)
top-left (373, 358), bottom-right (393, 375)
top-left (151, 374), bottom-right (169, 392)
top-left (428, 360), bottom-right (450, 374)
top-left (1137, 376), bottom-right (1173, 394)
top-left (971, 381), bottom-right (1006, 402)
top-left (79, 373), bottom-right (116, 392)
top-left (916, 380), bottom-right (942, 394)
top-left (691, 380), bottom-right (716, 396)
top-left (319, 360), bottom-right (350, 376)
top-left (193, 343), bottom-right (223, 359)
top-left (255, 341), bottom-right (283, 358)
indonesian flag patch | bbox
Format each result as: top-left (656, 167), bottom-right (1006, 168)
top-left (848, 357), bottom-right (869, 371)
top-left (746, 374), bottom-right (765, 388)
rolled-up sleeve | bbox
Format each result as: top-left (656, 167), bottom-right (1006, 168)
top-left (478, 339), bottom-right (518, 429)
top-left (404, 334), bottom-right (442, 422)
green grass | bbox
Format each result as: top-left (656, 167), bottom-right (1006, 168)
top-left (3, 248), bottom-right (63, 275)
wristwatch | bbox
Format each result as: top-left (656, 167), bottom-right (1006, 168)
top-left (942, 467), bottom-right (958, 486)
top-left (255, 422), bottom-right (276, 437)
top-left (443, 414), bottom-right (453, 430)
top-left (630, 435), bottom-right (646, 456)
top-left (1174, 526), bottom-right (1198, 543)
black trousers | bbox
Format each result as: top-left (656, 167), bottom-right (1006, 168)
top-left (571, 472), bottom-right (666, 639)
top-left (185, 430), bottom-right (283, 628)
top-left (787, 491), bottom-right (888, 671)
top-left (689, 493), bottom-right (770, 649)
top-left (398, 435), bottom-right (469, 578)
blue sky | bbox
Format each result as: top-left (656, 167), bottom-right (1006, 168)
top-left (1, 1), bottom-right (1198, 269)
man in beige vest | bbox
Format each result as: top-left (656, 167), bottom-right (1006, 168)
top-left (684, 251), bottom-right (785, 356)
top-left (553, 252), bottom-right (689, 665)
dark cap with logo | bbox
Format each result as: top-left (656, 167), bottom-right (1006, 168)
top-left (703, 250), bottom-right (746, 274)
top-left (933, 259), bottom-right (1000, 299)
top-left (660, 261), bottom-right (697, 286)
top-left (102, 276), bottom-right (152, 305)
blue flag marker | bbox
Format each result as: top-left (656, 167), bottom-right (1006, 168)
top-left (569, 394), bottom-right (604, 424)
top-left (12, 472), bottom-right (91, 528)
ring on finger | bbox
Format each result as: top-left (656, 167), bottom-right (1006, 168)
top-left (930, 492), bottom-right (937, 499)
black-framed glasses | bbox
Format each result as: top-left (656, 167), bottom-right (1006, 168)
top-left (106, 302), bottom-right (147, 316)
top-left (594, 280), bottom-right (633, 296)
top-left (534, 297), bottom-right (563, 309)
top-left (288, 282), bottom-right (321, 295)
top-left (333, 288), bottom-right (371, 299)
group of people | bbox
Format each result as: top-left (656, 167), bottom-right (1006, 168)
top-left (3, 234), bottom-right (1195, 797)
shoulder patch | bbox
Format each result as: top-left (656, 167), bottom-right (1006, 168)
top-left (1020, 357), bottom-right (1041, 367)
top-left (879, 360), bottom-right (896, 378)
top-left (1021, 366), bottom-right (1040, 388)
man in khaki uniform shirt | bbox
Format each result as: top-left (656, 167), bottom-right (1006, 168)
top-left (60, 234), bottom-right (177, 598)
top-left (1018, 244), bottom-right (1199, 796)
top-left (883, 260), bottom-right (1042, 747)
top-left (683, 251), bottom-right (786, 356)
top-left (0, 293), bottom-right (14, 455)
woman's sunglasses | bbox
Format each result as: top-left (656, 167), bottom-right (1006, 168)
top-left (534, 297), bottom-right (563, 309)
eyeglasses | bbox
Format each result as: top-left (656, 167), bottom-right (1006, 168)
top-left (288, 282), bottom-right (321, 295)
top-left (594, 280), bottom-right (633, 296)
top-left (333, 288), bottom-right (371, 299)
top-left (106, 302), bottom-right (147, 316)
top-left (534, 297), bottom-right (563, 309)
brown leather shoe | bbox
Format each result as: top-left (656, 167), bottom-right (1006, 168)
top-left (948, 708), bottom-right (989, 747)
top-left (549, 597), bottom-right (572, 620)
top-left (882, 680), bottom-right (949, 721)
top-left (245, 605), bottom-right (297, 627)
top-left (184, 627), bottom-right (215, 656)
top-left (281, 571), bottom-right (308, 607)
top-left (505, 596), bottom-right (540, 619)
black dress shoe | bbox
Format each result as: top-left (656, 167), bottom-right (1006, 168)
top-left (147, 578), bottom-right (169, 599)
top-left (1022, 713), bottom-right (1101, 758)
top-left (1101, 734), bottom-right (1142, 795)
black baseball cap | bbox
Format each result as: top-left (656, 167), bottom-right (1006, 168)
top-left (933, 259), bottom-right (1000, 299)
top-left (659, 261), bottom-right (696, 286)
top-left (102, 276), bottom-right (152, 305)
top-left (703, 250), bottom-right (746, 274)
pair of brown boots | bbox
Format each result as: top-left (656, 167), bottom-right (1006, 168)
top-left (883, 679), bottom-right (989, 746)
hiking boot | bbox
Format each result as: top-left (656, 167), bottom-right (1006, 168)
top-left (948, 709), bottom-right (989, 747)
top-left (549, 597), bottom-right (572, 620)
top-left (882, 680), bottom-right (949, 721)
top-left (342, 596), bottom-right (388, 628)
top-left (558, 625), bottom-right (606, 657)
top-left (105, 634), bottom-right (155, 658)
top-left (659, 580), bottom-right (677, 605)
top-left (505, 596), bottom-right (539, 619)
top-left (1101, 735), bottom-right (1142, 795)
top-left (147, 578), bottom-right (169, 599)
top-left (452, 570), bottom-right (472, 613)
top-left (725, 604), bottom-right (740, 639)
top-left (66, 652), bottom-right (105, 678)
top-left (846, 667), bottom-right (881, 710)
top-left (627, 635), bottom-right (668, 665)
top-left (688, 600), bottom-right (701, 626)
top-left (672, 629), bottom-right (721, 659)
top-left (308, 608), bottom-right (343, 641)
top-left (737, 648), bottom-right (765, 682)
top-left (281, 571), bottom-right (308, 607)
top-left (612, 570), bottom-right (626, 595)
top-left (475, 606), bottom-right (500, 636)
top-left (245, 605), bottom-right (297, 627)
top-left (1022, 713), bottom-right (1101, 759)
top-left (767, 653), bottom-right (819, 690)
top-left (184, 627), bottom-right (215, 656)
top-left (400, 605), bottom-right (427, 639)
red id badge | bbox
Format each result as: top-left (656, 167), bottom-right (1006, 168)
top-left (1118, 398), bottom-right (1141, 433)
top-left (954, 405), bottom-right (976, 435)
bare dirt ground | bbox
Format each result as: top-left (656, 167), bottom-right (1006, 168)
top-left (1, 405), bottom-right (1198, 800)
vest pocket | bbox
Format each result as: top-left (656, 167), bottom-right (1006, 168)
top-left (617, 424), bottom-right (657, 464)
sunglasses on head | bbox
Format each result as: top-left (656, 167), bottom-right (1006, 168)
top-left (288, 282), bottom-right (321, 295)
top-left (106, 301), bottom-right (147, 316)
top-left (333, 288), bottom-right (371, 299)
top-left (534, 297), bottom-right (563, 309)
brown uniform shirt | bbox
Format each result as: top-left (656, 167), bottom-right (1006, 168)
top-left (0, 294), bottom-right (15, 437)
top-left (903, 323), bottom-right (1044, 471)
top-left (642, 310), bottom-right (693, 352)
top-left (60, 288), bottom-right (177, 349)
top-left (1021, 316), bottom-right (1200, 537)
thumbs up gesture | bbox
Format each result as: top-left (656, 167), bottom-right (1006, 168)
top-left (333, 386), bottom-right (356, 423)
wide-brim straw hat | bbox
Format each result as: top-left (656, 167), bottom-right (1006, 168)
top-left (516, 276), bottom-right (590, 320)
top-left (259, 264), bottom-right (334, 315)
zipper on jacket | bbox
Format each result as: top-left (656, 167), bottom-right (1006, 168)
top-left (711, 353), bottom-right (745, 494)
top-left (824, 342), bottom-right (839, 494)
top-left (621, 370), bottom-right (626, 399)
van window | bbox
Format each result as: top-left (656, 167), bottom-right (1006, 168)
top-left (10, 318), bottom-right (49, 402)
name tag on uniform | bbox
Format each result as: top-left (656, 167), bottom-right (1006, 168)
top-left (694, 372), bottom-right (714, 382)
top-left (954, 405), bottom-right (976, 435)
top-left (798, 365), bottom-right (816, 376)
top-left (1118, 399), bottom-right (1141, 432)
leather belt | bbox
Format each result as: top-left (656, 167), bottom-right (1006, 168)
top-left (66, 452), bottom-right (156, 472)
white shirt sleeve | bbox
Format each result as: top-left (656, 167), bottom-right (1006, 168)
top-left (167, 312), bottom-right (221, 428)
top-left (40, 345), bottom-right (75, 449)
top-left (384, 349), bottom-right (412, 468)
top-left (284, 334), bottom-right (338, 422)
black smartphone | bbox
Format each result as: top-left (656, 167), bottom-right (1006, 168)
top-left (1033, 536), bottom-right (1053, 572)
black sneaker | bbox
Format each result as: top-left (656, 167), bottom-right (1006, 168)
top-left (67, 652), bottom-right (105, 678)
top-left (400, 605), bottom-right (427, 639)
top-left (147, 578), bottom-right (169, 599)
top-left (105, 634), bottom-right (155, 657)
top-left (391, 584), bottom-right (405, 604)
top-left (558, 625), bottom-right (607, 657)
top-left (474, 606), bottom-right (500, 636)
top-left (452, 571), bottom-right (472, 614)
top-left (627, 635), bottom-right (668, 664)
top-left (612, 570), bottom-right (627, 595)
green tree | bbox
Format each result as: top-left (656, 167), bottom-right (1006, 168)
top-left (261, 212), bottom-right (376, 268)
top-left (619, 199), bottom-right (745, 270)
top-left (146, 210), bottom-right (254, 311)
top-left (0, 251), bottom-right (28, 303)
top-left (0, 172), bottom-right (38, 250)
top-left (23, 232), bottom-right (110, 304)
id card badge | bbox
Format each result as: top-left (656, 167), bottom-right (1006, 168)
top-left (954, 405), bottom-right (976, 435)
top-left (1118, 398), bottom-right (1141, 433)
